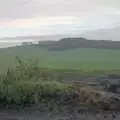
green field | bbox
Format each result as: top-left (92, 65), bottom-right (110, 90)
top-left (0, 45), bottom-right (120, 106)
top-left (0, 45), bottom-right (120, 73)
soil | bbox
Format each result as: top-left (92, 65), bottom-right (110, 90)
top-left (0, 107), bottom-right (119, 120)
top-left (0, 74), bottom-right (120, 120)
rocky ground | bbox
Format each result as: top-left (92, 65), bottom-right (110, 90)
top-left (0, 108), bottom-right (119, 120)
top-left (0, 87), bottom-right (120, 120)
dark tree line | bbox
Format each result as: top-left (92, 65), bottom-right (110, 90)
top-left (38, 37), bottom-right (120, 50)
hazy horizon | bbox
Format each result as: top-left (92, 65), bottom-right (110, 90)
top-left (0, 0), bottom-right (120, 47)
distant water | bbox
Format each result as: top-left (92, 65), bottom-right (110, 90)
top-left (0, 42), bottom-right (21, 48)
top-left (0, 39), bottom-right (39, 48)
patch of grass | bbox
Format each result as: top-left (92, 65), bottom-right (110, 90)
top-left (0, 57), bottom-right (73, 105)
top-left (1, 47), bottom-right (120, 73)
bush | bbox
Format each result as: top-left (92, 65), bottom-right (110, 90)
top-left (0, 57), bottom-right (73, 105)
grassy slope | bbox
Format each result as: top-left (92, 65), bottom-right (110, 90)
top-left (0, 45), bottom-right (120, 73)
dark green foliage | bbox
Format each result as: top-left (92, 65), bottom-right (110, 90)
top-left (38, 37), bottom-right (120, 50)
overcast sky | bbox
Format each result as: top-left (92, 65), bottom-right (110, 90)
top-left (0, 0), bottom-right (120, 38)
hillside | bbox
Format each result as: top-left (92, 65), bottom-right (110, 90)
top-left (38, 37), bottom-right (120, 50)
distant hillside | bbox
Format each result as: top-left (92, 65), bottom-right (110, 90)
top-left (38, 37), bottom-right (120, 50)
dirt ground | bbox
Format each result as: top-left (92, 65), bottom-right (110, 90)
top-left (0, 108), bottom-right (119, 120)
top-left (0, 75), bottom-right (120, 120)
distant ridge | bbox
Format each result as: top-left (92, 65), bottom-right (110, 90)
top-left (38, 37), bottom-right (120, 50)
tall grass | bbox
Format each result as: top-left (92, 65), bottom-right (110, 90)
top-left (0, 56), bottom-right (73, 105)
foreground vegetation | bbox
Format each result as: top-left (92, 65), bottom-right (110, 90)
top-left (0, 57), bottom-right (119, 111)
top-left (0, 57), bottom-right (73, 106)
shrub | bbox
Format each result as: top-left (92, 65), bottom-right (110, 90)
top-left (0, 57), bottom-right (73, 105)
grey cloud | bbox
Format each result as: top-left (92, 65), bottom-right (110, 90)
top-left (0, 0), bottom-right (120, 19)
